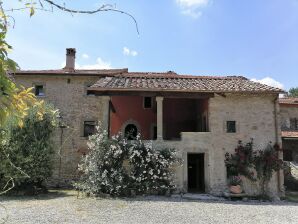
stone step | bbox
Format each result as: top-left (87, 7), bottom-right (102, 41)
top-left (180, 193), bottom-right (225, 201)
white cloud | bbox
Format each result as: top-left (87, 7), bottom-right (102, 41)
top-left (82, 53), bottom-right (89, 59)
top-left (77, 58), bottom-right (112, 69)
top-left (176, 0), bottom-right (209, 18)
top-left (61, 57), bottom-right (112, 69)
top-left (123, 47), bottom-right (138, 57)
top-left (251, 77), bottom-right (284, 89)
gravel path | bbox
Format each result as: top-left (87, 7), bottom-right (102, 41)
top-left (1, 191), bottom-right (298, 224)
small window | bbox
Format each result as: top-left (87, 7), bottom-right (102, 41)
top-left (125, 124), bottom-right (138, 140)
top-left (144, 97), bottom-right (152, 109)
top-left (227, 121), bottom-right (236, 133)
top-left (35, 85), bottom-right (45, 96)
top-left (83, 121), bottom-right (96, 137)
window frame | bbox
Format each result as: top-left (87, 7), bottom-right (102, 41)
top-left (226, 121), bottom-right (236, 133)
top-left (83, 121), bottom-right (96, 137)
top-left (33, 83), bottom-right (46, 97)
top-left (143, 96), bottom-right (152, 109)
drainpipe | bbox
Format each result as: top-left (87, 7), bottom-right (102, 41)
top-left (58, 116), bottom-right (67, 188)
top-left (274, 96), bottom-right (283, 195)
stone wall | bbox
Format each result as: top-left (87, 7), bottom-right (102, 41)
top-left (15, 75), bottom-right (105, 186)
top-left (153, 94), bottom-right (282, 197)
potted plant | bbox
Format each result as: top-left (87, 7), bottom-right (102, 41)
top-left (229, 176), bottom-right (242, 194)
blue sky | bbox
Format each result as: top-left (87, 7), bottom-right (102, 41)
top-left (4, 0), bottom-right (298, 90)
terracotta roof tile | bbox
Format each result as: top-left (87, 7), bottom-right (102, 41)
top-left (13, 68), bottom-right (129, 76)
top-left (89, 73), bottom-right (284, 93)
top-left (282, 131), bottom-right (298, 138)
top-left (13, 68), bottom-right (284, 93)
top-left (279, 97), bottom-right (298, 105)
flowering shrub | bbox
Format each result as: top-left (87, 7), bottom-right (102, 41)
top-left (225, 140), bottom-right (284, 197)
top-left (225, 140), bottom-right (255, 181)
top-left (254, 143), bottom-right (283, 195)
top-left (74, 126), bottom-right (180, 196)
top-left (129, 138), bottom-right (177, 194)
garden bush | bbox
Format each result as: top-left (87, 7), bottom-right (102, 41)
top-left (0, 102), bottom-right (58, 194)
top-left (74, 126), bottom-right (180, 196)
top-left (225, 140), bottom-right (283, 197)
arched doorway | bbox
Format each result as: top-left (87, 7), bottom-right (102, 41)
top-left (124, 124), bottom-right (138, 140)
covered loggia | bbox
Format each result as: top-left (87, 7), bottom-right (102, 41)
top-left (163, 98), bottom-right (209, 140)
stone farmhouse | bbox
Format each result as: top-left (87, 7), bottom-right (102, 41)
top-left (14, 48), bottom-right (285, 197)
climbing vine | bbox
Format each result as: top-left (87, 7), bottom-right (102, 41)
top-left (225, 140), bottom-right (284, 196)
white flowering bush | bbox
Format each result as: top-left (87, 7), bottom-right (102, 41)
top-left (74, 126), bottom-right (180, 196)
top-left (129, 138), bottom-right (177, 194)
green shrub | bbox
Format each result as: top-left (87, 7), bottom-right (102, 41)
top-left (0, 102), bottom-right (58, 194)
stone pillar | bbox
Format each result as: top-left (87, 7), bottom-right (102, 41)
top-left (156, 97), bottom-right (164, 140)
top-left (102, 96), bottom-right (111, 133)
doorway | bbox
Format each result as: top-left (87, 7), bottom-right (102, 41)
top-left (188, 153), bottom-right (205, 192)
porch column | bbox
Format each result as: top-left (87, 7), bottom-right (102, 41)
top-left (102, 96), bottom-right (111, 133)
top-left (156, 96), bottom-right (164, 140)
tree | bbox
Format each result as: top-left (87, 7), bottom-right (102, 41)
top-left (0, 102), bottom-right (58, 194)
top-left (288, 87), bottom-right (298, 97)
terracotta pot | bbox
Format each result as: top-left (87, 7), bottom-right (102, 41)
top-left (229, 185), bottom-right (242, 194)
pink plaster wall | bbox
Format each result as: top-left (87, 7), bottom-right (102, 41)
top-left (110, 96), bottom-right (157, 139)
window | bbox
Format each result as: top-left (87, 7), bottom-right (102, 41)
top-left (227, 121), bottom-right (236, 133)
top-left (124, 124), bottom-right (138, 140)
top-left (290, 118), bottom-right (298, 130)
top-left (35, 85), bottom-right (45, 96)
top-left (143, 97), bottom-right (152, 109)
top-left (83, 121), bottom-right (96, 137)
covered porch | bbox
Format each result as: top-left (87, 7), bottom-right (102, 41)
top-left (97, 92), bottom-right (213, 141)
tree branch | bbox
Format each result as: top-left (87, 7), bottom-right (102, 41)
top-left (43, 0), bottom-right (139, 34)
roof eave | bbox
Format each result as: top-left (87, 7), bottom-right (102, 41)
top-left (87, 87), bottom-right (282, 94)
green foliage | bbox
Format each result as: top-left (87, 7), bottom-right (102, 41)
top-left (74, 127), bottom-right (180, 196)
top-left (288, 87), bottom-right (298, 97)
top-left (0, 103), bottom-right (58, 193)
top-left (0, 3), bottom-right (38, 127)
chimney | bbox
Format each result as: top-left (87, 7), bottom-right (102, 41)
top-left (64, 48), bottom-right (76, 70)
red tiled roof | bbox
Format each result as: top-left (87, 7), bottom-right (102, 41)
top-left (282, 131), bottom-right (298, 138)
top-left (89, 73), bottom-right (284, 93)
top-left (279, 97), bottom-right (298, 105)
top-left (13, 68), bottom-right (129, 76)
top-left (13, 68), bottom-right (284, 93)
